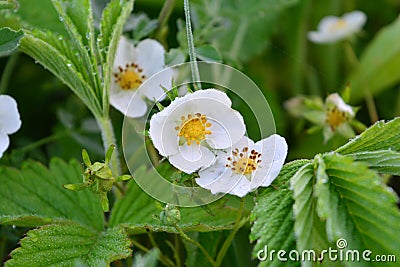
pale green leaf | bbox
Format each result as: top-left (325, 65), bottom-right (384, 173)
top-left (0, 27), bottom-right (22, 57)
top-left (195, 44), bottom-right (222, 63)
top-left (290, 161), bottom-right (335, 267)
top-left (350, 17), bottom-right (400, 101)
top-left (165, 48), bottom-right (187, 66)
top-left (133, 248), bottom-right (160, 267)
top-left (336, 118), bottom-right (400, 154)
top-left (250, 160), bottom-right (309, 267)
top-left (109, 167), bottom-right (250, 233)
top-left (5, 222), bottom-right (131, 267)
top-left (0, 158), bottom-right (104, 231)
top-left (349, 150), bottom-right (400, 175)
top-left (315, 153), bottom-right (400, 264)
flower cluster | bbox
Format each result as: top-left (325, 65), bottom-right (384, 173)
top-left (149, 89), bottom-right (288, 197)
top-left (0, 95), bottom-right (21, 158)
top-left (284, 92), bottom-right (363, 142)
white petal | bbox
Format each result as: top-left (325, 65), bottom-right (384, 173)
top-left (149, 114), bottom-right (179, 157)
top-left (317, 16), bottom-right (340, 32)
top-left (343, 11), bottom-right (367, 30)
top-left (0, 131), bottom-right (10, 158)
top-left (114, 36), bottom-right (136, 69)
top-left (136, 39), bottom-right (165, 77)
top-left (206, 110), bottom-right (246, 149)
top-left (197, 164), bottom-right (251, 197)
top-left (110, 86), bottom-right (147, 118)
top-left (326, 93), bottom-right (354, 116)
top-left (140, 68), bottom-right (175, 102)
top-left (169, 144), bottom-right (215, 174)
top-left (250, 134), bottom-right (288, 191)
top-left (0, 95), bottom-right (21, 134)
top-left (187, 89), bottom-right (232, 107)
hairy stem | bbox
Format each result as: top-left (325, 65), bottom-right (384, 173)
top-left (183, 0), bottom-right (201, 90)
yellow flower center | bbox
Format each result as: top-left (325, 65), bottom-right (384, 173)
top-left (226, 147), bottom-right (262, 178)
top-left (114, 63), bottom-right (146, 90)
top-left (328, 19), bottom-right (347, 32)
top-left (175, 113), bottom-right (212, 146)
top-left (326, 106), bottom-right (349, 131)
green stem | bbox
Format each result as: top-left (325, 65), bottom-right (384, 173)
top-left (175, 225), bottom-right (216, 266)
top-left (17, 131), bottom-right (71, 153)
top-left (215, 198), bottom-right (246, 266)
top-left (0, 52), bottom-right (19, 94)
top-left (343, 41), bottom-right (379, 123)
top-left (96, 116), bottom-right (121, 177)
top-left (154, 0), bottom-right (176, 46)
top-left (183, 0), bottom-right (201, 90)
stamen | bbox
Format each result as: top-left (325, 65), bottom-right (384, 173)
top-left (175, 113), bottom-right (212, 146)
top-left (114, 62), bottom-right (146, 90)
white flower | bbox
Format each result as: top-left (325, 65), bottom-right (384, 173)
top-left (0, 95), bottom-right (21, 158)
top-left (149, 89), bottom-right (246, 174)
top-left (111, 36), bottom-right (174, 118)
top-left (196, 135), bottom-right (287, 197)
top-left (323, 93), bottom-right (355, 141)
top-left (308, 11), bottom-right (367, 44)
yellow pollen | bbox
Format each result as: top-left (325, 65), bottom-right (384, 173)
top-left (328, 19), bottom-right (347, 32)
top-left (326, 106), bottom-right (348, 131)
top-left (114, 63), bottom-right (146, 90)
top-left (176, 113), bottom-right (212, 146)
top-left (226, 147), bottom-right (262, 179)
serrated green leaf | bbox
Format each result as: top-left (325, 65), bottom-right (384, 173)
top-left (5, 222), bottom-right (131, 267)
top-left (0, 27), bottom-right (22, 57)
top-left (51, 0), bottom-right (101, 99)
top-left (0, 158), bottom-right (104, 230)
top-left (18, 30), bottom-right (102, 117)
top-left (290, 161), bottom-right (334, 267)
top-left (99, 0), bottom-right (134, 111)
top-left (250, 160), bottom-right (309, 267)
top-left (349, 150), bottom-right (400, 175)
top-left (195, 44), bottom-right (222, 63)
top-left (315, 153), bottom-right (400, 265)
top-left (350, 17), bottom-right (400, 101)
top-left (109, 167), bottom-right (251, 233)
top-left (336, 118), bottom-right (400, 155)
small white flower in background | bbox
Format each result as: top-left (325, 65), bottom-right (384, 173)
top-left (308, 10), bottom-right (367, 44)
top-left (149, 89), bottom-right (246, 174)
top-left (111, 36), bottom-right (174, 118)
top-left (0, 95), bottom-right (21, 158)
top-left (323, 93), bottom-right (355, 141)
top-left (196, 135), bottom-right (287, 197)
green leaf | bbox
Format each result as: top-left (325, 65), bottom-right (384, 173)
top-left (5, 222), bottom-right (131, 267)
top-left (350, 16), bottom-right (400, 101)
top-left (336, 118), bottom-right (400, 155)
top-left (250, 160), bottom-right (308, 267)
top-left (315, 153), bottom-right (400, 262)
top-left (51, 0), bottom-right (101, 101)
top-left (0, 27), bottom-right (22, 57)
top-left (165, 48), bottom-right (187, 66)
top-left (349, 150), bottom-right (400, 176)
top-left (290, 161), bottom-right (335, 267)
top-left (18, 30), bottom-right (103, 117)
top-left (0, 158), bottom-right (104, 231)
top-left (109, 167), bottom-right (250, 233)
top-left (191, 0), bottom-right (299, 62)
top-left (195, 44), bottom-right (222, 63)
top-left (99, 0), bottom-right (134, 110)
top-left (183, 232), bottom-right (222, 267)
